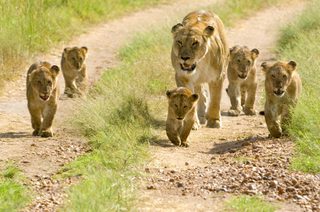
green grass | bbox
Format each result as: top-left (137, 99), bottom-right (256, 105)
top-left (0, 163), bottom-right (30, 211)
top-left (225, 195), bottom-right (277, 212)
top-left (60, 0), bottom-right (289, 210)
top-left (0, 0), bottom-right (166, 92)
top-left (277, 0), bottom-right (320, 174)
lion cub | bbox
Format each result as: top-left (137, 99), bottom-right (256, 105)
top-left (166, 87), bottom-right (199, 147)
top-left (261, 60), bottom-right (302, 138)
top-left (26, 62), bottom-right (60, 137)
top-left (227, 45), bottom-right (259, 116)
top-left (61, 46), bottom-right (88, 98)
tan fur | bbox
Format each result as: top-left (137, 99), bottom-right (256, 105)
top-left (227, 46), bottom-right (259, 116)
top-left (61, 46), bottom-right (88, 98)
top-left (166, 87), bottom-right (199, 147)
top-left (26, 62), bottom-right (60, 137)
top-left (261, 60), bottom-right (302, 138)
top-left (171, 10), bottom-right (229, 129)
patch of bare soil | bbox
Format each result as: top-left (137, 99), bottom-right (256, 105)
top-left (137, 2), bottom-right (320, 212)
top-left (0, 0), bottom-right (220, 211)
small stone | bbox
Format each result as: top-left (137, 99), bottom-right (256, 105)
top-left (177, 182), bottom-right (184, 188)
top-left (185, 162), bottom-right (189, 166)
top-left (147, 185), bottom-right (156, 190)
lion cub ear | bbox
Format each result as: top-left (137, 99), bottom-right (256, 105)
top-left (287, 60), bottom-right (297, 72)
top-left (81, 46), bottom-right (88, 55)
top-left (261, 62), bottom-right (270, 72)
top-left (64, 47), bottom-right (71, 53)
top-left (50, 65), bottom-right (60, 77)
top-left (171, 23), bottom-right (183, 33)
top-left (251, 48), bottom-right (259, 60)
top-left (190, 94), bottom-right (199, 102)
top-left (166, 90), bottom-right (173, 98)
top-left (204, 26), bottom-right (214, 37)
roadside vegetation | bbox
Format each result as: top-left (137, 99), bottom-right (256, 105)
top-left (60, 0), bottom-right (287, 210)
top-left (0, 163), bottom-right (30, 211)
top-left (225, 195), bottom-right (277, 212)
top-left (0, 0), bottom-right (166, 92)
top-left (277, 0), bottom-right (320, 173)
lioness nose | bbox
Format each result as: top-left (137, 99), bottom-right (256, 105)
top-left (181, 56), bottom-right (190, 61)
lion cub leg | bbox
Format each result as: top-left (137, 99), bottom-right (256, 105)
top-left (242, 82), bottom-right (257, 115)
top-left (29, 107), bottom-right (42, 136)
top-left (227, 82), bottom-right (242, 116)
top-left (180, 113), bottom-right (195, 147)
top-left (75, 66), bottom-right (88, 96)
top-left (166, 119), bottom-right (182, 146)
top-left (264, 104), bottom-right (282, 138)
top-left (40, 104), bottom-right (57, 137)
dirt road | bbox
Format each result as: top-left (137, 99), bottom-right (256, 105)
top-left (137, 2), bottom-right (319, 212)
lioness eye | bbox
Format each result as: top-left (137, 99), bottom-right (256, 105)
top-left (271, 74), bottom-right (276, 78)
top-left (37, 80), bottom-right (41, 84)
top-left (177, 41), bottom-right (182, 46)
top-left (184, 105), bottom-right (188, 109)
top-left (247, 60), bottom-right (251, 65)
top-left (237, 59), bottom-right (241, 63)
top-left (48, 80), bottom-right (52, 85)
top-left (175, 104), bottom-right (178, 108)
top-left (283, 75), bottom-right (287, 79)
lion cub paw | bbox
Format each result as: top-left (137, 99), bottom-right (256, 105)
top-left (228, 109), bottom-right (241, 116)
top-left (243, 107), bottom-right (257, 115)
top-left (180, 142), bottom-right (189, 147)
top-left (207, 119), bottom-right (221, 128)
top-left (192, 120), bottom-right (201, 130)
top-left (32, 129), bottom-right (40, 136)
top-left (40, 130), bottom-right (53, 138)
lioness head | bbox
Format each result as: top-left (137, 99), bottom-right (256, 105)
top-left (63, 46), bottom-right (88, 69)
top-left (171, 23), bottom-right (214, 74)
top-left (261, 61), bottom-right (297, 97)
top-left (229, 46), bottom-right (259, 80)
top-left (29, 65), bottom-right (60, 101)
top-left (166, 87), bottom-right (199, 120)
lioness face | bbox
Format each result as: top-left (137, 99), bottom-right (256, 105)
top-left (230, 46), bottom-right (259, 80)
top-left (172, 24), bottom-right (214, 74)
top-left (262, 61), bottom-right (297, 97)
top-left (30, 66), bottom-right (59, 101)
top-left (166, 88), bottom-right (198, 120)
top-left (64, 47), bottom-right (88, 69)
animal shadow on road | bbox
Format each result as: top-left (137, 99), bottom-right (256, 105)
top-left (0, 131), bottom-right (30, 139)
top-left (150, 138), bottom-right (175, 148)
top-left (206, 135), bottom-right (267, 155)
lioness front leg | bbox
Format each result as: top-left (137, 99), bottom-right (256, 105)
top-left (243, 82), bottom-right (257, 115)
top-left (29, 107), bottom-right (41, 136)
top-left (207, 78), bottom-right (223, 128)
top-left (227, 81), bottom-right (242, 116)
top-left (264, 106), bottom-right (282, 138)
top-left (195, 84), bottom-right (207, 125)
top-left (40, 104), bottom-right (57, 137)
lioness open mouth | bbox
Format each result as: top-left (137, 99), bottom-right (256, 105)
top-left (180, 63), bottom-right (196, 72)
top-left (238, 74), bottom-right (247, 79)
top-left (273, 90), bottom-right (285, 97)
top-left (40, 94), bottom-right (50, 101)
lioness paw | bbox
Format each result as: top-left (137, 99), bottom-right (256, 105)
top-left (32, 129), bottom-right (40, 136)
top-left (192, 121), bottom-right (201, 130)
top-left (180, 142), bottom-right (189, 147)
top-left (243, 107), bottom-right (257, 116)
top-left (207, 119), bottom-right (221, 128)
top-left (228, 109), bottom-right (241, 116)
top-left (40, 130), bottom-right (53, 138)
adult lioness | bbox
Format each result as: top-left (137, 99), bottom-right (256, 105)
top-left (166, 87), bottom-right (198, 147)
top-left (171, 10), bottom-right (229, 128)
top-left (227, 46), bottom-right (259, 116)
top-left (261, 60), bottom-right (302, 138)
top-left (26, 62), bottom-right (60, 137)
top-left (61, 46), bottom-right (88, 98)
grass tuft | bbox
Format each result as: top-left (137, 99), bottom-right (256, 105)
top-left (225, 195), bottom-right (277, 212)
top-left (277, 0), bottom-right (320, 173)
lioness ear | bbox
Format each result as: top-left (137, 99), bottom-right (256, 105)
top-left (190, 94), bottom-right (199, 102)
top-left (287, 60), bottom-right (297, 72)
top-left (50, 65), bottom-right (60, 77)
top-left (251, 48), bottom-right (259, 59)
top-left (166, 90), bottom-right (172, 98)
top-left (171, 23), bottom-right (183, 33)
top-left (204, 26), bottom-right (214, 37)
top-left (261, 62), bottom-right (270, 72)
top-left (81, 46), bottom-right (88, 54)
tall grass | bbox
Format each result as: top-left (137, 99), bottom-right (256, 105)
top-left (277, 0), bottom-right (320, 174)
top-left (60, 0), bottom-right (288, 210)
top-left (0, 163), bottom-right (30, 211)
top-left (0, 0), bottom-right (166, 91)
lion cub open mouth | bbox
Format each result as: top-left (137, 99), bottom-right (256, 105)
top-left (180, 63), bottom-right (196, 72)
top-left (39, 94), bottom-right (50, 101)
top-left (273, 90), bottom-right (285, 97)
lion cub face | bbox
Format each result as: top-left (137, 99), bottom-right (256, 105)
top-left (63, 46), bottom-right (88, 69)
top-left (166, 87), bottom-right (199, 120)
top-left (29, 65), bottom-right (60, 101)
top-left (171, 23), bottom-right (215, 74)
top-left (229, 46), bottom-right (259, 80)
top-left (262, 61), bottom-right (297, 97)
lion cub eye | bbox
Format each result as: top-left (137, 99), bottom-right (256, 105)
top-left (174, 104), bottom-right (178, 108)
top-left (37, 80), bottom-right (42, 85)
top-left (271, 74), bottom-right (276, 79)
top-left (247, 60), bottom-right (251, 65)
top-left (283, 75), bottom-right (287, 79)
top-left (237, 59), bottom-right (241, 63)
top-left (47, 80), bottom-right (52, 85)
top-left (177, 41), bottom-right (182, 47)
top-left (192, 41), bottom-right (199, 47)
top-left (183, 105), bottom-right (188, 109)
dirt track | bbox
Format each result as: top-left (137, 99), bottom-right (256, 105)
top-left (0, 0), bottom-right (318, 211)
